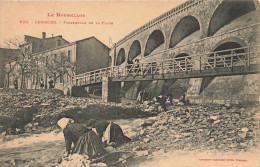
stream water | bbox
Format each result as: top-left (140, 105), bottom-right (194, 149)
top-left (0, 118), bottom-right (145, 166)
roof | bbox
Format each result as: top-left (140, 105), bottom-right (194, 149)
top-left (25, 35), bottom-right (70, 53)
top-left (31, 42), bottom-right (76, 56)
top-left (75, 36), bottom-right (110, 49)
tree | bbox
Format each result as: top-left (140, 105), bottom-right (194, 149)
top-left (0, 50), bottom-right (19, 87)
top-left (4, 38), bottom-right (34, 89)
top-left (37, 50), bottom-right (76, 88)
top-left (3, 61), bottom-right (17, 87)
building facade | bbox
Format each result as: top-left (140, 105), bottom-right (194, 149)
top-left (4, 33), bottom-right (110, 93)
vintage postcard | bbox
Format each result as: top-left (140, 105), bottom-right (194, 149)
top-left (0, 0), bottom-right (259, 167)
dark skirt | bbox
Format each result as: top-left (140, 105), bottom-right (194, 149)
top-left (73, 131), bottom-right (106, 159)
top-left (109, 123), bottom-right (131, 145)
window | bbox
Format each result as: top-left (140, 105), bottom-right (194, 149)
top-left (61, 54), bottom-right (64, 63)
top-left (57, 39), bottom-right (61, 46)
top-left (46, 56), bottom-right (48, 65)
top-left (68, 50), bottom-right (71, 62)
top-left (60, 73), bottom-right (63, 83)
top-left (54, 54), bottom-right (57, 61)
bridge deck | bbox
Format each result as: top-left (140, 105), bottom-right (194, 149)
top-left (72, 45), bottom-right (259, 86)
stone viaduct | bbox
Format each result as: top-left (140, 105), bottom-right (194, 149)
top-left (110, 0), bottom-right (259, 65)
top-left (74, 0), bottom-right (260, 104)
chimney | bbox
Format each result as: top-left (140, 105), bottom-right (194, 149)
top-left (42, 32), bottom-right (46, 39)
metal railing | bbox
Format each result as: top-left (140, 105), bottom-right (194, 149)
top-left (72, 45), bottom-right (259, 86)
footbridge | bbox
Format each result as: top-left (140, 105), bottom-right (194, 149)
top-left (72, 45), bottom-right (259, 86)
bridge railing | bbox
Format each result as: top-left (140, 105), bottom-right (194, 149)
top-left (72, 45), bottom-right (259, 86)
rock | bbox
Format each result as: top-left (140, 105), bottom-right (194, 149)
top-left (152, 149), bottom-right (165, 156)
top-left (132, 146), bottom-right (140, 151)
top-left (210, 116), bottom-right (218, 120)
top-left (59, 154), bottom-right (90, 167)
top-left (141, 119), bottom-right (155, 127)
top-left (136, 150), bottom-right (149, 157)
top-left (214, 120), bottom-right (221, 124)
top-left (139, 129), bottom-right (145, 136)
top-left (182, 132), bottom-right (192, 137)
top-left (169, 130), bottom-right (176, 134)
top-left (15, 128), bottom-right (23, 133)
top-left (240, 108), bottom-right (245, 112)
top-left (40, 103), bottom-right (50, 106)
top-left (26, 123), bottom-right (33, 128)
top-left (127, 130), bottom-right (138, 138)
top-left (158, 125), bottom-right (167, 131)
top-left (225, 103), bottom-right (231, 107)
top-left (173, 99), bottom-right (180, 103)
top-left (177, 102), bottom-right (184, 105)
top-left (143, 138), bottom-right (151, 143)
top-left (143, 101), bottom-right (150, 105)
top-left (10, 159), bottom-right (16, 166)
top-left (92, 163), bottom-right (107, 166)
top-left (229, 143), bottom-right (238, 148)
top-left (23, 105), bottom-right (32, 108)
top-left (241, 128), bottom-right (249, 132)
top-left (238, 132), bottom-right (247, 139)
top-left (239, 142), bottom-right (247, 147)
top-left (105, 146), bottom-right (115, 153)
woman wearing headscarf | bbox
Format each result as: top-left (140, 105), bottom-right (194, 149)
top-left (86, 119), bottom-right (131, 146)
top-left (57, 118), bottom-right (106, 159)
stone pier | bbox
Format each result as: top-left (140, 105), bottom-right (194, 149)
top-left (102, 76), bottom-right (121, 103)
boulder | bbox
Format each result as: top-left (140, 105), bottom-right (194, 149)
top-left (143, 138), bottom-right (151, 143)
top-left (136, 150), bottom-right (149, 157)
top-left (241, 128), bottom-right (249, 132)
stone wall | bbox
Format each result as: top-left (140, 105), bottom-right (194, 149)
top-left (105, 0), bottom-right (260, 104)
top-left (188, 74), bottom-right (260, 104)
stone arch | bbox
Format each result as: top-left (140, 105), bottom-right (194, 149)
top-left (116, 48), bottom-right (126, 65)
top-left (169, 16), bottom-right (201, 48)
top-left (175, 53), bottom-right (189, 59)
top-left (207, 0), bottom-right (256, 37)
top-left (144, 30), bottom-right (165, 57)
top-left (210, 37), bottom-right (247, 52)
top-left (128, 40), bottom-right (141, 61)
top-left (208, 38), bottom-right (247, 68)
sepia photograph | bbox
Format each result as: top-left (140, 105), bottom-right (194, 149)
top-left (0, 0), bottom-right (259, 166)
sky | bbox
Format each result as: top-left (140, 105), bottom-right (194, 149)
top-left (0, 0), bottom-right (187, 48)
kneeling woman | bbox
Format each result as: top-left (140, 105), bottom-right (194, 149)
top-left (57, 118), bottom-right (106, 159)
top-left (87, 120), bottom-right (131, 146)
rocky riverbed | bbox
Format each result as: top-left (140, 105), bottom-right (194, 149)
top-left (0, 89), bottom-right (259, 167)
